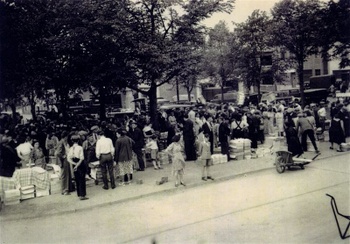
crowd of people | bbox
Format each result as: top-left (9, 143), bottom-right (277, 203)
top-left (0, 95), bottom-right (349, 200)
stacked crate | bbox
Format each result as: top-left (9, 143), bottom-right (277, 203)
top-left (4, 189), bottom-right (20, 205)
top-left (229, 139), bottom-right (251, 160)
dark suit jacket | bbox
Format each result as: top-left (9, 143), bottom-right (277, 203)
top-left (218, 122), bottom-right (230, 142)
top-left (128, 127), bottom-right (145, 149)
top-left (114, 136), bottom-right (134, 163)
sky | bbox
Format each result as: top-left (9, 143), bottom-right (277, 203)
top-left (202, 0), bottom-right (280, 28)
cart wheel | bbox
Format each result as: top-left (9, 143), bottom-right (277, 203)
top-left (95, 180), bottom-right (98, 185)
top-left (276, 156), bottom-right (286, 173)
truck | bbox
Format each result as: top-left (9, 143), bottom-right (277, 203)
top-left (307, 74), bottom-right (335, 89)
top-left (202, 87), bottom-right (231, 102)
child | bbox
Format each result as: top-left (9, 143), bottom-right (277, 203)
top-left (146, 134), bottom-right (162, 170)
top-left (198, 133), bottom-right (214, 181)
top-left (164, 134), bottom-right (186, 187)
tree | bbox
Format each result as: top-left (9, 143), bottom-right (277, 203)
top-left (234, 10), bottom-right (272, 101)
top-left (123, 0), bottom-right (234, 129)
top-left (0, 0), bottom-right (52, 121)
top-left (202, 21), bottom-right (234, 103)
top-left (318, 0), bottom-right (350, 69)
top-left (271, 0), bottom-right (323, 107)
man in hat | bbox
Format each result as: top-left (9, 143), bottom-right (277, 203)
top-left (96, 130), bottom-right (115, 190)
top-left (128, 120), bottom-right (146, 171)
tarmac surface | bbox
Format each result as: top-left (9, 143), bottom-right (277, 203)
top-left (0, 134), bottom-right (349, 222)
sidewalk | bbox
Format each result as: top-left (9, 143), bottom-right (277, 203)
top-left (0, 137), bottom-right (349, 221)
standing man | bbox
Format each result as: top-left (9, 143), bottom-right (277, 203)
top-left (317, 101), bottom-right (327, 132)
top-left (183, 114), bottom-right (197, 161)
top-left (218, 115), bottom-right (231, 159)
top-left (128, 120), bottom-right (146, 171)
top-left (95, 130), bottom-right (115, 190)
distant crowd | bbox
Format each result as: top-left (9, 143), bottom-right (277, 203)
top-left (1, 95), bottom-right (349, 199)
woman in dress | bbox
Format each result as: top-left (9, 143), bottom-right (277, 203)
top-left (115, 128), bottom-right (134, 186)
top-left (30, 140), bottom-right (46, 169)
top-left (275, 108), bottom-right (284, 137)
top-left (267, 106), bottom-right (276, 135)
top-left (329, 113), bottom-right (346, 152)
top-left (164, 134), bottom-right (186, 187)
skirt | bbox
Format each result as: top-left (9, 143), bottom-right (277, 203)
top-left (118, 160), bottom-right (133, 176)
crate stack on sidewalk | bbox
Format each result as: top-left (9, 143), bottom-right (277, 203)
top-left (229, 138), bottom-right (251, 160)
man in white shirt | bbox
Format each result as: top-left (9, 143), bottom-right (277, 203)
top-left (96, 130), bottom-right (115, 190)
top-left (188, 107), bottom-right (196, 122)
top-left (317, 101), bottom-right (327, 131)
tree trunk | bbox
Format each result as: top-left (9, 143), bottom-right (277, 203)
top-left (10, 102), bottom-right (17, 125)
top-left (28, 90), bottom-right (36, 122)
top-left (297, 61), bottom-right (306, 108)
top-left (257, 78), bottom-right (261, 104)
top-left (30, 101), bottom-right (36, 122)
top-left (99, 86), bottom-right (106, 121)
top-left (56, 87), bottom-right (69, 119)
top-left (149, 82), bottom-right (159, 131)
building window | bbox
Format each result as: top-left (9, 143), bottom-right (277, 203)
top-left (315, 69), bottom-right (321, 76)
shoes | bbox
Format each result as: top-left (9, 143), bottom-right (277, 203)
top-left (202, 177), bottom-right (207, 181)
top-left (154, 167), bottom-right (158, 170)
top-left (137, 169), bottom-right (144, 171)
top-left (330, 147), bottom-right (334, 150)
top-left (111, 185), bottom-right (116, 189)
top-left (180, 182), bottom-right (186, 186)
top-left (79, 196), bottom-right (89, 201)
top-left (125, 181), bottom-right (132, 185)
top-left (316, 150), bottom-right (321, 154)
top-left (158, 166), bottom-right (163, 169)
top-left (102, 186), bottom-right (109, 190)
top-left (337, 149), bottom-right (342, 152)
top-left (62, 192), bottom-right (71, 195)
top-left (118, 182), bottom-right (125, 186)
top-left (207, 176), bottom-right (214, 181)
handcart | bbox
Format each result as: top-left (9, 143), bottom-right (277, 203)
top-left (326, 194), bottom-right (350, 239)
top-left (274, 150), bottom-right (320, 173)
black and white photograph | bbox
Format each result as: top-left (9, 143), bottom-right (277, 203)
top-left (0, 0), bottom-right (349, 243)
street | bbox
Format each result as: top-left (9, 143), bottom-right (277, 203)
top-left (1, 153), bottom-right (349, 244)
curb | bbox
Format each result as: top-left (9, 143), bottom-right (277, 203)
top-left (1, 150), bottom-right (349, 222)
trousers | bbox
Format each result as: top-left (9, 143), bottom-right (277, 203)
top-left (100, 153), bottom-right (115, 188)
top-left (301, 129), bottom-right (318, 152)
top-left (74, 164), bottom-right (86, 197)
top-left (133, 148), bottom-right (145, 170)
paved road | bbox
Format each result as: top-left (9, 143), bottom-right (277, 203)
top-left (1, 154), bottom-right (349, 244)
